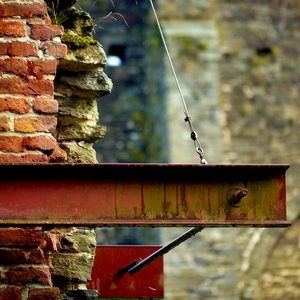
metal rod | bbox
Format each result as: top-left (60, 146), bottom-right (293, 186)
top-left (128, 226), bottom-right (204, 275)
top-left (149, 0), bottom-right (188, 115)
top-left (116, 258), bottom-right (142, 278)
top-left (149, 0), bottom-right (207, 164)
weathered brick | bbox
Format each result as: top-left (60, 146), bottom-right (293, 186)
top-left (5, 266), bottom-right (52, 285)
top-left (0, 153), bottom-right (49, 163)
top-left (0, 228), bottom-right (42, 246)
top-left (0, 248), bottom-right (26, 265)
top-left (0, 57), bottom-right (27, 76)
top-left (28, 287), bottom-right (60, 300)
top-left (0, 97), bottom-right (30, 114)
top-left (0, 19), bottom-right (25, 37)
top-left (8, 41), bottom-right (38, 57)
top-left (0, 42), bottom-right (9, 55)
top-left (49, 143), bottom-right (67, 163)
top-left (31, 24), bottom-right (63, 41)
top-left (0, 286), bottom-right (22, 300)
top-left (0, 78), bottom-right (53, 96)
top-left (0, 136), bottom-right (25, 152)
top-left (1, 2), bottom-right (48, 20)
top-left (40, 41), bottom-right (68, 59)
top-left (33, 98), bottom-right (58, 114)
top-left (23, 135), bottom-right (56, 151)
top-left (0, 3), bottom-right (4, 17)
top-left (14, 116), bottom-right (57, 134)
top-left (28, 59), bottom-right (58, 79)
top-left (0, 116), bottom-right (10, 131)
top-left (42, 232), bottom-right (62, 252)
top-left (27, 248), bottom-right (47, 265)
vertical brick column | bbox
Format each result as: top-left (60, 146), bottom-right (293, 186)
top-left (0, 1), bottom-right (67, 299)
top-left (0, 0), bottom-right (67, 163)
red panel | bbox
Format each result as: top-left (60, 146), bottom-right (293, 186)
top-left (87, 246), bottom-right (164, 298)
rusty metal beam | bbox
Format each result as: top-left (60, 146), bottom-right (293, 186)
top-left (0, 163), bottom-right (290, 227)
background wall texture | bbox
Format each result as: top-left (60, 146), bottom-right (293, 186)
top-left (89, 0), bottom-right (300, 299)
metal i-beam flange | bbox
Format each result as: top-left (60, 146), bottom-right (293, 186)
top-left (0, 163), bottom-right (290, 227)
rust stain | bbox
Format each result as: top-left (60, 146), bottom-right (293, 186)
top-left (162, 183), bottom-right (171, 217)
top-left (133, 206), bottom-right (138, 218)
top-left (208, 187), bottom-right (211, 217)
top-left (180, 183), bottom-right (188, 215)
top-left (141, 182), bottom-right (146, 218)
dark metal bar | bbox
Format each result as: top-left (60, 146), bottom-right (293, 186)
top-left (116, 258), bottom-right (142, 278)
top-left (128, 226), bottom-right (204, 275)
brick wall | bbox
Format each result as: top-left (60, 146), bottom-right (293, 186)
top-left (0, 0), bottom-right (67, 163)
top-left (0, 227), bottom-right (59, 299)
top-left (0, 1), bottom-right (68, 298)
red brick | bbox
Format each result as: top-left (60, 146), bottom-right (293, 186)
top-left (33, 98), bottom-right (58, 114)
top-left (40, 41), bottom-right (67, 59)
top-left (0, 19), bottom-right (25, 37)
top-left (0, 248), bottom-right (26, 265)
top-left (28, 288), bottom-right (60, 300)
top-left (14, 116), bottom-right (57, 134)
top-left (0, 228), bottom-right (42, 246)
top-left (8, 41), bottom-right (38, 57)
top-left (5, 266), bottom-right (52, 285)
top-left (23, 135), bottom-right (56, 151)
top-left (0, 136), bottom-right (25, 152)
top-left (0, 78), bottom-right (53, 96)
top-left (1, 2), bottom-right (48, 19)
top-left (0, 97), bottom-right (30, 114)
top-left (0, 116), bottom-right (10, 131)
top-left (0, 57), bottom-right (27, 76)
top-left (0, 286), bottom-right (22, 300)
top-left (0, 42), bottom-right (9, 55)
top-left (28, 60), bottom-right (58, 79)
top-left (0, 3), bottom-right (4, 17)
top-left (49, 143), bottom-right (67, 163)
top-left (31, 24), bottom-right (63, 41)
top-left (27, 248), bottom-right (47, 265)
top-left (43, 232), bottom-right (62, 252)
top-left (0, 153), bottom-right (49, 163)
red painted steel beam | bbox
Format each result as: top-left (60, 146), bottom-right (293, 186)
top-left (0, 163), bottom-right (290, 227)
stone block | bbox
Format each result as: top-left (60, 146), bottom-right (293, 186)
top-left (58, 44), bottom-right (107, 72)
top-left (55, 69), bottom-right (112, 98)
top-left (57, 122), bottom-right (106, 143)
top-left (51, 253), bottom-right (94, 284)
top-left (59, 141), bottom-right (97, 163)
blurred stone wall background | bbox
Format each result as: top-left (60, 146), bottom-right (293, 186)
top-left (77, 0), bottom-right (300, 299)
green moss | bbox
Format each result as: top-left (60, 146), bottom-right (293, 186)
top-left (62, 32), bottom-right (98, 49)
